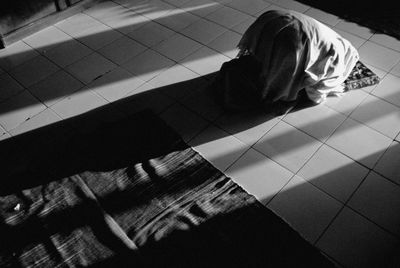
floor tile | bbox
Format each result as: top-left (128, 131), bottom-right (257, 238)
top-left (189, 124), bottom-right (249, 171)
top-left (160, 102), bottom-right (209, 142)
top-left (65, 52), bottom-right (117, 84)
top-left (181, 0), bottom-right (223, 17)
top-left (9, 55), bottom-right (59, 88)
top-left (230, 16), bottom-right (257, 35)
top-left (50, 88), bottom-right (108, 119)
top-left (358, 41), bottom-right (400, 72)
top-left (0, 90), bottom-right (46, 131)
top-left (348, 171), bottom-right (400, 236)
top-left (0, 41), bottom-right (39, 71)
top-left (226, 0), bottom-right (271, 15)
top-left (304, 8), bottom-right (340, 27)
top-left (23, 26), bottom-right (71, 54)
top-left (215, 111), bottom-right (280, 146)
top-left (350, 94), bottom-right (400, 139)
top-left (254, 120), bottom-right (323, 173)
top-left (298, 145), bottom-right (369, 203)
top-left (334, 20), bottom-right (375, 39)
top-left (157, 8), bottom-right (201, 31)
top-left (126, 0), bottom-right (174, 21)
top-left (316, 207), bottom-right (399, 268)
top-left (284, 104), bottom-right (347, 142)
top-left (147, 64), bottom-right (200, 97)
top-left (269, 0), bottom-right (310, 13)
top-left (255, 4), bottom-right (287, 17)
top-left (9, 108), bottom-right (61, 136)
top-left (205, 6), bottom-right (251, 29)
top-left (207, 30), bottom-right (241, 58)
top-left (128, 21), bottom-right (175, 47)
top-left (43, 38), bottom-right (93, 68)
top-left (122, 49), bottom-right (175, 81)
top-left (374, 141), bottom-right (400, 185)
top-left (324, 89), bottom-right (369, 116)
top-left (181, 46), bottom-right (231, 76)
top-left (326, 117), bottom-right (392, 169)
top-left (370, 33), bottom-right (400, 52)
top-left (268, 175), bottom-right (342, 243)
top-left (371, 73), bottom-right (400, 107)
top-left (0, 73), bottom-right (24, 103)
top-left (180, 18), bottom-right (226, 45)
top-left (226, 148), bottom-right (293, 204)
top-left (153, 33), bottom-right (202, 61)
top-left (0, 126), bottom-right (10, 141)
top-left (334, 29), bottom-right (366, 49)
top-left (97, 36), bottom-right (147, 65)
top-left (28, 70), bottom-right (84, 107)
top-left (86, 67), bottom-right (146, 102)
top-left (163, 0), bottom-right (192, 7)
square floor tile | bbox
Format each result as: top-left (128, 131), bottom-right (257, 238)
top-left (207, 30), bottom-right (241, 58)
top-left (50, 88), bottom-right (108, 119)
top-left (0, 73), bottom-right (24, 103)
top-left (98, 36), bottom-right (147, 65)
top-left (181, 0), bottom-right (223, 17)
top-left (255, 4), bottom-right (287, 17)
top-left (157, 8), bottom-right (201, 31)
top-left (122, 49), bottom-right (175, 81)
top-left (371, 73), bottom-right (400, 107)
top-left (304, 8), bottom-right (340, 27)
top-left (215, 111), bottom-right (280, 146)
top-left (65, 52), bottom-right (117, 84)
top-left (370, 33), bottom-right (400, 52)
top-left (226, 148), bottom-right (293, 204)
top-left (350, 94), bottom-right (400, 139)
top-left (231, 16), bottom-right (257, 35)
top-left (160, 102), bottom-right (209, 142)
top-left (374, 141), bottom-right (400, 185)
top-left (126, 0), bottom-right (174, 20)
top-left (189, 124), bottom-right (249, 171)
top-left (226, 0), bottom-right (271, 15)
top-left (147, 64), bottom-right (199, 93)
top-left (268, 175), bottom-right (342, 243)
top-left (0, 41), bottom-right (39, 71)
top-left (316, 207), bottom-right (399, 268)
top-left (28, 70), bottom-right (84, 107)
top-left (0, 90), bottom-right (46, 131)
top-left (324, 89), bottom-right (369, 116)
top-left (163, 0), bottom-right (192, 7)
top-left (43, 38), bottom-right (93, 68)
top-left (0, 126), bottom-right (10, 141)
top-left (334, 20), bottom-right (375, 39)
top-left (390, 61), bottom-right (400, 77)
top-left (23, 26), bottom-right (71, 54)
top-left (9, 108), bottom-right (61, 136)
top-left (128, 21), bottom-right (175, 47)
top-left (181, 46), bottom-right (230, 75)
top-left (180, 18), bottom-right (226, 45)
top-left (348, 171), bottom-right (400, 236)
top-left (358, 41), bottom-right (400, 72)
top-left (9, 55), bottom-right (59, 88)
top-left (298, 145), bottom-right (369, 203)
top-left (205, 6), bottom-right (251, 29)
top-left (94, 8), bottom-right (150, 34)
top-left (87, 67), bottom-right (146, 102)
top-left (153, 33), bottom-right (202, 61)
top-left (326, 118), bottom-right (392, 169)
top-left (254, 121), bottom-right (323, 173)
top-left (284, 104), bottom-right (347, 142)
top-left (334, 29), bottom-right (366, 49)
top-left (83, 0), bottom-right (124, 19)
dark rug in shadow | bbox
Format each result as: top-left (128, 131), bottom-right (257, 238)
top-left (0, 109), bottom-right (334, 267)
top-left (296, 0), bottom-right (400, 40)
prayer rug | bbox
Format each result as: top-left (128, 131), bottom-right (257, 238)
top-left (0, 110), bottom-right (335, 267)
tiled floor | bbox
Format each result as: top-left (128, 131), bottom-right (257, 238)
top-left (1, 0), bottom-right (400, 267)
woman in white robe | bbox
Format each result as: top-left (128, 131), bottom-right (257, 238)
top-left (218, 9), bottom-right (359, 113)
